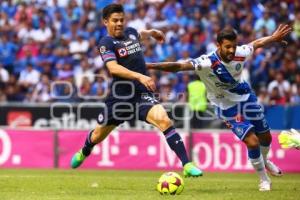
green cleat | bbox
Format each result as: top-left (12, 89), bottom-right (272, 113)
top-left (71, 149), bottom-right (86, 169)
top-left (183, 162), bottom-right (203, 177)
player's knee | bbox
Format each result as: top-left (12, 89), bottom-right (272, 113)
top-left (158, 115), bottom-right (173, 130)
top-left (259, 131), bottom-right (272, 145)
top-left (243, 132), bottom-right (259, 149)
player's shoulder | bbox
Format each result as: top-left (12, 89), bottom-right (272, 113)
top-left (125, 27), bottom-right (139, 38)
top-left (99, 35), bottom-right (113, 44)
top-left (192, 53), bottom-right (213, 70)
top-left (125, 27), bottom-right (138, 34)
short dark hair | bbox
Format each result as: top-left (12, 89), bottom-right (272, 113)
top-left (217, 28), bottom-right (237, 43)
top-left (102, 4), bottom-right (124, 20)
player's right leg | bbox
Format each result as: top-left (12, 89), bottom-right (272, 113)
top-left (219, 104), bottom-right (271, 191)
top-left (71, 124), bottom-right (116, 168)
top-left (145, 104), bottom-right (203, 177)
top-left (246, 94), bottom-right (282, 177)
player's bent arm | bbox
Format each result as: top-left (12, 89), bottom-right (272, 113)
top-left (106, 60), bottom-right (156, 91)
top-left (146, 61), bottom-right (194, 72)
top-left (106, 60), bottom-right (142, 80)
top-left (250, 24), bottom-right (292, 50)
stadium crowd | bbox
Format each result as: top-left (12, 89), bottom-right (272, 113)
top-left (0, 0), bottom-right (300, 105)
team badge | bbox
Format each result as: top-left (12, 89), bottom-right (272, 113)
top-left (235, 63), bottom-right (241, 71)
top-left (117, 48), bottom-right (128, 57)
top-left (235, 127), bottom-right (244, 136)
top-left (129, 34), bottom-right (137, 40)
top-left (99, 46), bottom-right (106, 54)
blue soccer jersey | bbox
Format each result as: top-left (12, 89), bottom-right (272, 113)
top-left (96, 27), bottom-right (158, 126)
top-left (98, 27), bottom-right (149, 96)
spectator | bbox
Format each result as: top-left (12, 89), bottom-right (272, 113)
top-left (69, 33), bottom-right (89, 59)
top-left (18, 63), bottom-right (40, 92)
top-left (269, 87), bottom-right (286, 105)
top-left (74, 56), bottom-right (94, 88)
top-left (0, 64), bottom-right (9, 84)
top-left (267, 71), bottom-right (291, 102)
top-left (291, 85), bottom-right (300, 105)
top-left (31, 73), bottom-right (52, 102)
top-left (0, 34), bottom-right (18, 69)
top-left (254, 10), bottom-right (276, 37)
top-left (159, 75), bottom-right (176, 103)
top-left (30, 19), bottom-right (53, 44)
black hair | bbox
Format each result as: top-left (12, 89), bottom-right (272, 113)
top-left (102, 4), bottom-right (124, 20)
top-left (216, 28), bottom-right (237, 43)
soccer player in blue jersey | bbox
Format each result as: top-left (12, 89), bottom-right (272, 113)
top-left (70, 4), bottom-right (202, 177)
top-left (147, 24), bottom-right (292, 191)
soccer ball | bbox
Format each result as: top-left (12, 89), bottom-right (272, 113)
top-left (156, 172), bottom-right (184, 195)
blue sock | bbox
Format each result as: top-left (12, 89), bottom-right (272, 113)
top-left (82, 130), bottom-right (96, 156)
top-left (248, 147), bottom-right (261, 159)
top-left (163, 126), bottom-right (190, 166)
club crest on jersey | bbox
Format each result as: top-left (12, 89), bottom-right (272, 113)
top-left (117, 48), bottom-right (128, 57)
top-left (235, 63), bottom-right (241, 71)
top-left (129, 34), bottom-right (137, 40)
top-left (235, 127), bottom-right (244, 136)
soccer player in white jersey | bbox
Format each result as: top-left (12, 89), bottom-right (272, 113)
top-left (147, 24), bottom-right (292, 191)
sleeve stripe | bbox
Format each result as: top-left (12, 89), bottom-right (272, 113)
top-left (103, 57), bottom-right (116, 63)
top-left (233, 56), bottom-right (245, 61)
top-left (211, 60), bottom-right (221, 69)
top-left (102, 54), bottom-right (116, 59)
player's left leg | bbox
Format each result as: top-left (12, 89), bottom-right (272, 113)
top-left (257, 131), bottom-right (283, 176)
top-left (246, 94), bottom-right (282, 177)
top-left (71, 124), bottom-right (116, 168)
top-left (144, 104), bottom-right (203, 177)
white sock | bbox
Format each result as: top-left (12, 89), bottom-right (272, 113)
top-left (250, 155), bottom-right (270, 182)
top-left (260, 145), bottom-right (270, 165)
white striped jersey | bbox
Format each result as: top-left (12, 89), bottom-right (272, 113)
top-left (190, 44), bottom-right (254, 110)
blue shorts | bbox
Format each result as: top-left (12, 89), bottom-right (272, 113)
top-left (216, 93), bottom-right (270, 140)
top-left (97, 92), bottom-right (159, 126)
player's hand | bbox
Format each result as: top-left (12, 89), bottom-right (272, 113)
top-left (137, 74), bottom-right (156, 92)
top-left (151, 29), bottom-right (165, 44)
top-left (271, 24), bottom-right (292, 45)
top-left (229, 82), bottom-right (251, 95)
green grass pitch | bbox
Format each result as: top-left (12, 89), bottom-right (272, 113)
top-left (0, 169), bottom-right (299, 200)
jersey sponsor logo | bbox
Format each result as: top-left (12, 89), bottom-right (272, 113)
top-left (141, 94), bottom-right (158, 104)
top-left (124, 40), bottom-right (133, 46)
top-left (117, 48), bottom-right (128, 57)
top-left (216, 67), bottom-right (223, 74)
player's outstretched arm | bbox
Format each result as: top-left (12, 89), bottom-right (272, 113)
top-left (139, 29), bottom-right (166, 43)
top-left (146, 61), bottom-right (194, 72)
top-left (106, 60), bottom-right (156, 92)
top-left (250, 24), bottom-right (292, 50)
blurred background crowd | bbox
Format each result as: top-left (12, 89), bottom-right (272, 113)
top-left (0, 0), bottom-right (300, 105)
